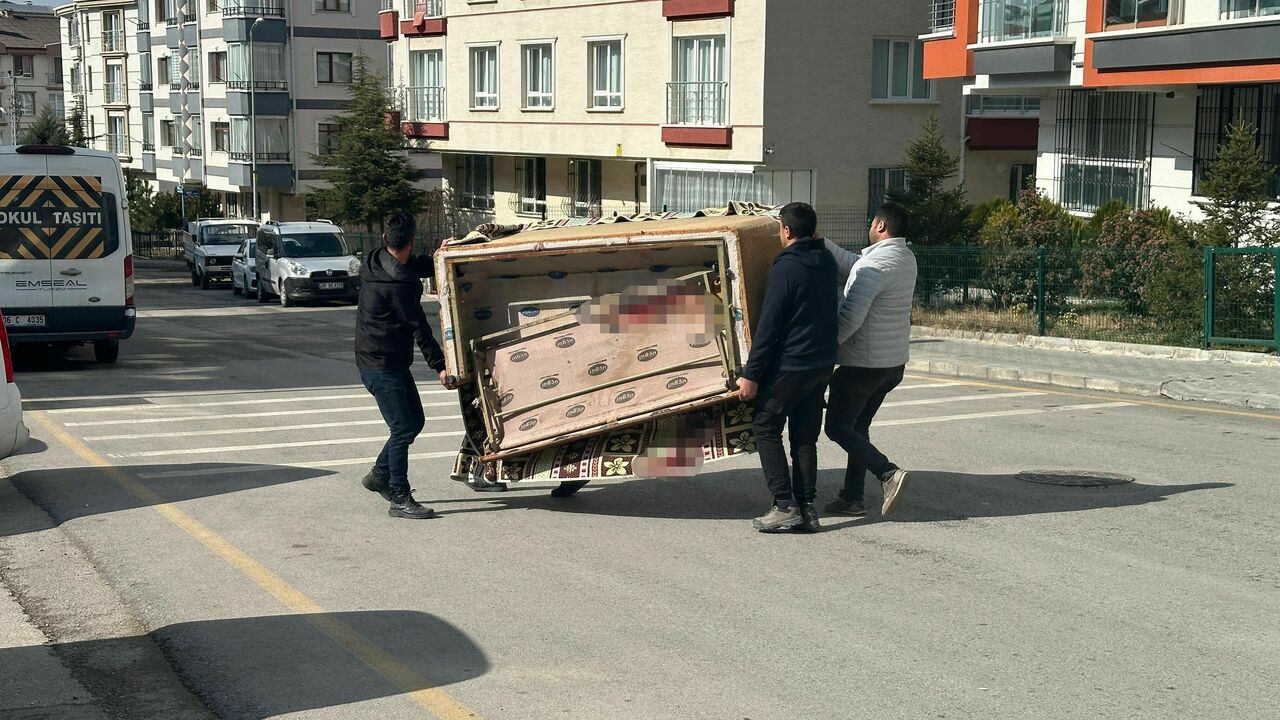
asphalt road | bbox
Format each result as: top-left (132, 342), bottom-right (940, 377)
top-left (2, 266), bottom-right (1278, 720)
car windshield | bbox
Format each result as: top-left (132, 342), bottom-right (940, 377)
top-left (280, 232), bottom-right (349, 258)
top-left (202, 223), bottom-right (257, 245)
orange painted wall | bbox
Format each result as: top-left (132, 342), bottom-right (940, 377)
top-left (923, 0), bottom-right (977, 79)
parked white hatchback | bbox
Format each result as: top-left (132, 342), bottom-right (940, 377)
top-left (255, 221), bottom-right (360, 308)
top-left (230, 238), bottom-right (258, 299)
top-left (0, 316), bottom-right (30, 460)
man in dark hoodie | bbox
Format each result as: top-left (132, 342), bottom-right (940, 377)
top-left (355, 211), bottom-right (448, 520)
top-left (736, 202), bottom-right (838, 533)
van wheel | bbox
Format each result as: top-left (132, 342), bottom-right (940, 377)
top-left (550, 480), bottom-right (589, 497)
top-left (190, 267), bottom-right (200, 286)
top-left (93, 339), bottom-right (120, 364)
top-left (279, 284), bottom-right (293, 308)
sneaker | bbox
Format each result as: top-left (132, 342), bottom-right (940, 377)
top-left (824, 498), bottom-right (867, 517)
top-left (880, 468), bottom-right (910, 516)
top-left (753, 505), bottom-right (802, 533)
top-left (797, 505), bottom-right (821, 533)
top-left (362, 466), bottom-right (393, 502)
top-left (388, 492), bottom-right (437, 520)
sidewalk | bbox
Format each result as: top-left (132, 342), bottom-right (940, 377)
top-left (908, 327), bottom-right (1280, 411)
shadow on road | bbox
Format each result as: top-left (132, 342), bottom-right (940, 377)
top-left (0, 610), bottom-right (488, 719)
top-left (429, 468), bottom-right (1231, 525)
top-left (4, 463), bottom-right (335, 537)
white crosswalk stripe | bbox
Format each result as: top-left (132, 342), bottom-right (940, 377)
top-left (83, 415), bottom-right (465, 441)
top-left (105, 430), bottom-right (465, 459)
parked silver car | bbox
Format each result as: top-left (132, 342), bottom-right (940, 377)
top-left (230, 238), bottom-right (259, 299)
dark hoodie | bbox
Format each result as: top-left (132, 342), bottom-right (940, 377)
top-left (741, 237), bottom-right (838, 383)
top-left (355, 247), bottom-right (446, 372)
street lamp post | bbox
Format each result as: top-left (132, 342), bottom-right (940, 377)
top-left (248, 16), bottom-right (265, 221)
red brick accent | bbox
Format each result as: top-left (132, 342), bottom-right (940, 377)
top-left (663, 0), bottom-right (733, 20)
top-left (661, 126), bottom-right (732, 147)
top-left (402, 122), bottom-right (449, 139)
top-left (966, 117), bottom-right (1038, 151)
top-left (379, 10), bottom-right (399, 40)
top-left (385, 111), bottom-right (402, 133)
top-left (401, 16), bottom-right (446, 37)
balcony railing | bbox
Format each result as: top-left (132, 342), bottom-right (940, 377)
top-left (229, 150), bottom-right (290, 162)
top-left (979, 0), bottom-right (1070, 43)
top-left (405, 85), bottom-right (445, 122)
top-left (666, 81), bottom-right (727, 126)
top-left (226, 79), bottom-right (289, 91)
top-left (930, 0), bottom-right (957, 32)
top-left (381, 0), bottom-right (393, 9)
top-left (137, 21), bottom-right (150, 30)
top-left (140, 80), bottom-right (153, 91)
top-left (222, 0), bottom-right (286, 17)
top-left (182, 11), bottom-right (198, 22)
top-left (47, 73), bottom-right (63, 87)
top-left (105, 82), bottom-right (126, 103)
top-left (102, 30), bottom-right (124, 52)
top-left (143, 141), bottom-right (155, 152)
top-left (188, 146), bottom-right (203, 157)
top-left (402, 0), bottom-right (443, 16)
top-left (107, 134), bottom-right (129, 155)
top-left (166, 15), bottom-right (178, 26)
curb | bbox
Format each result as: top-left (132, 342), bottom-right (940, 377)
top-left (906, 357), bottom-right (1280, 411)
top-left (912, 326), bottom-right (1280, 367)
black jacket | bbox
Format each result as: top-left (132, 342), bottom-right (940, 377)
top-left (355, 247), bottom-right (446, 372)
top-left (741, 237), bottom-right (838, 383)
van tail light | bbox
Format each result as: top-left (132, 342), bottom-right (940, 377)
top-left (0, 316), bottom-right (13, 384)
top-left (124, 255), bottom-right (135, 307)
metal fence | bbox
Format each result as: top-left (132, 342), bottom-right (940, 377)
top-left (133, 230), bottom-right (184, 259)
top-left (929, 0), bottom-right (956, 32)
top-left (1204, 247), bottom-right (1278, 351)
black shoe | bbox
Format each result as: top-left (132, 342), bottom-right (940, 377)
top-left (550, 480), bottom-right (589, 497)
top-left (388, 492), bottom-right (437, 520)
top-left (824, 498), bottom-right (867, 517)
top-left (362, 466), bottom-right (393, 502)
top-left (797, 505), bottom-right (821, 532)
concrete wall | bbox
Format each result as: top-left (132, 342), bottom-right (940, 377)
top-left (965, 148), bottom-right (1036, 204)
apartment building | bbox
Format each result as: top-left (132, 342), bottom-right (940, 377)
top-left (57, 0), bottom-right (440, 220)
top-left (380, 0), bottom-right (975, 242)
top-left (923, 0), bottom-right (1280, 217)
top-left (0, 0), bottom-right (65, 143)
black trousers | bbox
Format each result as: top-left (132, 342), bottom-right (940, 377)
top-left (823, 365), bottom-right (905, 504)
top-left (751, 367), bottom-right (833, 509)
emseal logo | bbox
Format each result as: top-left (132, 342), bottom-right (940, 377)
top-left (16, 279), bottom-right (88, 291)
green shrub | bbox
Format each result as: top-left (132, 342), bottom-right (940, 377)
top-left (977, 189), bottom-right (1083, 310)
top-left (1080, 208), bottom-right (1176, 314)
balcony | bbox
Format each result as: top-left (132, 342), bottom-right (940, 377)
top-left (181, 11), bottom-right (198, 22)
top-left (1090, 16), bottom-right (1280, 74)
top-left (663, 81), bottom-right (731, 147)
top-left (46, 73), bottom-right (63, 87)
top-left (137, 21), bottom-right (150, 31)
top-left (166, 15), bottom-right (178, 26)
top-left (400, 0), bottom-right (446, 37)
top-left (188, 147), bottom-right (203, 158)
top-left (929, 0), bottom-right (956, 33)
top-left (102, 30), bottom-right (124, 52)
top-left (226, 80), bottom-right (288, 91)
top-left (972, 0), bottom-right (1072, 76)
top-left (143, 141), bottom-right (155, 152)
top-left (229, 151), bottom-right (290, 162)
top-left (106, 134), bottom-right (129, 156)
top-left (140, 81), bottom-right (153, 92)
top-left (105, 83), bottom-right (127, 104)
top-left (402, 85), bottom-right (448, 138)
top-left (222, 0), bottom-right (285, 18)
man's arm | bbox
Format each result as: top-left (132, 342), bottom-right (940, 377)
top-left (741, 269), bottom-right (791, 383)
top-left (825, 239), bottom-right (858, 285)
top-left (837, 265), bottom-right (887, 345)
top-left (393, 284), bottom-right (447, 373)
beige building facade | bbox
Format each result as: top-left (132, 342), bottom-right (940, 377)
top-left (383, 0), bottom-right (979, 245)
top-left (1, 0), bottom-right (65, 143)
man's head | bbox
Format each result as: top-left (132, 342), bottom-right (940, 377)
top-left (868, 202), bottom-right (908, 244)
top-left (777, 202), bottom-right (818, 247)
top-left (383, 211), bottom-right (416, 261)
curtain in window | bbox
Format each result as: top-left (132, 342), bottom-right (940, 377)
top-left (654, 166), bottom-right (775, 212)
top-left (470, 48), bottom-right (497, 107)
top-left (228, 43), bottom-right (286, 85)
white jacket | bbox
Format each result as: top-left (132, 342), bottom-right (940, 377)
top-left (825, 238), bottom-right (918, 368)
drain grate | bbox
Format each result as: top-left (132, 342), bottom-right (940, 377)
top-left (1016, 470), bottom-right (1135, 487)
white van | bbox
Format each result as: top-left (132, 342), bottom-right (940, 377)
top-left (254, 221), bottom-right (360, 307)
top-left (0, 145), bottom-right (135, 363)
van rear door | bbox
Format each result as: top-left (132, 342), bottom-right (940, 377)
top-left (46, 157), bottom-right (129, 334)
top-left (0, 152), bottom-right (55, 336)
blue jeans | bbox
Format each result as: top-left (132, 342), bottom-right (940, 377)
top-left (360, 368), bottom-right (425, 495)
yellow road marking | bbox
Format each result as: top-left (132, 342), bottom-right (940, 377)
top-left (906, 373), bottom-right (1280, 422)
top-left (29, 412), bottom-right (481, 720)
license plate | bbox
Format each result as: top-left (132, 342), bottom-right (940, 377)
top-left (318, 282), bottom-right (343, 290)
top-left (3, 314), bottom-right (46, 328)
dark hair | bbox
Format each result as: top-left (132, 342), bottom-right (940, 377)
top-left (778, 202), bottom-right (818, 240)
top-left (874, 202), bottom-right (909, 237)
top-left (385, 211), bottom-right (416, 249)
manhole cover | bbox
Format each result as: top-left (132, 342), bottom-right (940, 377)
top-left (1016, 470), bottom-right (1135, 487)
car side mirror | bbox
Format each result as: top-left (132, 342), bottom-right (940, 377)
top-left (234, 254), bottom-right (243, 260)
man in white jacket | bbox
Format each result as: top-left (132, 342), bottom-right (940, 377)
top-left (822, 202), bottom-right (918, 517)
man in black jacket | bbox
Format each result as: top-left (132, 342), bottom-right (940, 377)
top-left (356, 211), bottom-right (448, 520)
top-left (735, 202), bottom-right (838, 533)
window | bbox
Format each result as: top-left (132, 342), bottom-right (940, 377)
top-left (1010, 163), bottom-right (1036, 201)
top-left (469, 45), bottom-right (499, 109)
top-left (142, 113), bottom-right (155, 150)
top-left (318, 122), bottom-right (341, 154)
top-left (207, 0), bottom-right (220, 11)
top-left (160, 118), bottom-right (178, 148)
top-left (1105, 0), bottom-right (1176, 28)
top-left (70, 65), bottom-right (82, 93)
top-left (210, 51), bottom-right (227, 83)
top-left (13, 55), bottom-right (33, 78)
top-left (189, 115), bottom-right (203, 155)
top-left (107, 115), bottom-right (128, 155)
top-left (588, 40), bottom-right (623, 109)
top-left (317, 52), bottom-right (353, 84)
top-left (102, 12), bottom-right (123, 52)
top-left (979, 0), bottom-right (1069, 43)
top-left (315, 0), bottom-right (349, 11)
top-left (867, 167), bottom-right (908, 224)
top-left (408, 50), bottom-right (445, 121)
top-left (1055, 89), bottom-right (1154, 212)
top-left (456, 155), bottom-right (494, 210)
top-left (87, 66), bottom-right (93, 92)
top-left (569, 159), bottom-right (602, 218)
top-left (516, 157), bottom-right (547, 215)
top-left (230, 117), bottom-right (290, 160)
top-left (872, 39), bottom-right (931, 101)
top-left (106, 64), bottom-right (125, 102)
top-left (49, 95), bottom-right (65, 118)
top-left (229, 43), bottom-right (287, 89)
top-left (1194, 84), bottom-right (1280, 200)
top-left (653, 164), bottom-right (812, 212)
top-left (212, 121), bottom-right (230, 152)
top-left (169, 55), bottom-right (182, 87)
top-left (16, 93), bottom-right (36, 117)
top-left (158, 56), bottom-right (169, 84)
top-left (1220, 0), bottom-right (1280, 19)
top-left (670, 36), bottom-right (726, 125)
top-left (521, 43), bottom-right (554, 110)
